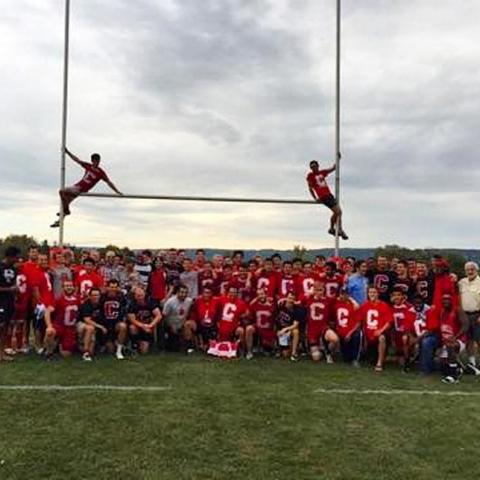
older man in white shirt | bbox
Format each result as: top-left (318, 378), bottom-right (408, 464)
top-left (458, 261), bottom-right (480, 372)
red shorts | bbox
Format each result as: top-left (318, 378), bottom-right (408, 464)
top-left (218, 321), bottom-right (238, 342)
top-left (257, 328), bottom-right (276, 347)
top-left (13, 305), bottom-right (28, 321)
top-left (55, 324), bottom-right (77, 352)
top-left (393, 331), bottom-right (406, 354)
top-left (307, 323), bottom-right (327, 345)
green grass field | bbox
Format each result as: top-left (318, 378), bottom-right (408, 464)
top-left (1, 354), bottom-right (479, 480)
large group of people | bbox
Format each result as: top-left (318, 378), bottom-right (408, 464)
top-left (1, 244), bottom-right (479, 384)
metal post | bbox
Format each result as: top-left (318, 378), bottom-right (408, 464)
top-left (59, 0), bottom-right (70, 247)
top-left (334, 0), bottom-right (341, 257)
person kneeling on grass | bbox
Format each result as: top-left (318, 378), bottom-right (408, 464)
top-left (78, 287), bottom-right (103, 361)
top-left (333, 288), bottom-right (362, 367)
top-left (277, 292), bottom-right (302, 362)
top-left (246, 288), bottom-right (277, 360)
top-left (127, 287), bottom-right (162, 354)
top-left (304, 282), bottom-right (339, 363)
top-left (44, 280), bottom-right (80, 359)
top-left (188, 286), bottom-right (220, 352)
top-left (162, 285), bottom-right (194, 353)
top-left (357, 287), bottom-right (393, 372)
top-left (97, 279), bottom-right (128, 360)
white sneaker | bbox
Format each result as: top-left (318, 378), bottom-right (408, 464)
top-left (246, 352), bottom-right (253, 360)
top-left (116, 348), bottom-right (125, 360)
top-left (466, 363), bottom-right (480, 376)
top-left (441, 375), bottom-right (459, 384)
top-left (326, 354), bottom-right (334, 364)
top-left (352, 360), bottom-right (361, 368)
top-left (4, 348), bottom-right (16, 356)
top-left (82, 352), bottom-right (92, 362)
top-left (186, 348), bottom-right (195, 355)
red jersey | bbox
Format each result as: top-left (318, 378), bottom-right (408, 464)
top-left (34, 270), bottom-right (55, 307)
top-left (76, 271), bottom-right (104, 300)
top-left (53, 295), bottom-right (80, 328)
top-left (249, 299), bottom-right (275, 331)
top-left (307, 170), bottom-right (332, 199)
top-left (255, 271), bottom-right (277, 298)
top-left (229, 276), bottom-right (252, 303)
top-left (148, 269), bottom-right (167, 301)
top-left (392, 303), bottom-right (416, 334)
top-left (15, 265), bottom-right (30, 311)
top-left (358, 300), bottom-right (392, 343)
top-left (198, 270), bottom-right (216, 294)
top-left (295, 275), bottom-right (316, 301)
top-left (305, 295), bottom-right (333, 330)
top-left (190, 297), bottom-right (220, 328)
top-left (334, 299), bottom-right (358, 339)
top-left (218, 297), bottom-right (248, 327)
top-left (277, 274), bottom-right (296, 299)
top-left (427, 308), bottom-right (464, 344)
top-left (319, 273), bottom-right (344, 299)
top-left (75, 164), bottom-right (108, 193)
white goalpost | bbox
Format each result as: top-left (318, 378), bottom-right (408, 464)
top-left (58, 0), bottom-right (343, 254)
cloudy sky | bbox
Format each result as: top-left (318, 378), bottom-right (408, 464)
top-left (1, 0), bottom-right (479, 250)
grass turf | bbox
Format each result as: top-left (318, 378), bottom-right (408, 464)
top-left (1, 354), bottom-right (479, 480)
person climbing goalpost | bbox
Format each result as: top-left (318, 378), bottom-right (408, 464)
top-left (306, 159), bottom-right (348, 240)
top-left (50, 148), bottom-right (123, 228)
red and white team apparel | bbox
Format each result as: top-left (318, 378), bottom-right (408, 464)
top-left (198, 270), bottom-right (216, 295)
top-left (318, 273), bottom-right (344, 300)
top-left (53, 295), bottom-right (81, 352)
top-left (190, 297), bottom-right (220, 329)
top-left (392, 303), bottom-right (416, 352)
top-left (304, 295), bottom-right (333, 345)
top-left (229, 276), bottom-right (252, 303)
top-left (306, 170), bottom-right (333, 200)
top-left (14, 265), bottom-right (30, 320)
top-left (333, 299), bottom-right (358, 340)
top-left (249, 298), bottom-right (276, 346)
top-left (277, 274), bottom-right (296, 299)
top-left (255, 271), bottom-right (277, 299)
top-left (217, 297), bottom-right (248, 341)
top-left (358, 300), bottom-right (393, 344)
top-left (35, 270), bottom-right (55, 309)
top-left (76, 271), bottom-right (104, 300)
top-left (295, 274), bottom-right (316, 302)
top-left (75, 165), bottom-right (108, 193)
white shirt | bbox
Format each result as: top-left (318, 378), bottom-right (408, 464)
top-left (458, 275), bottom-right (480, 312)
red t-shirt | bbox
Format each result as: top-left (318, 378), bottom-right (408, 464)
top-left (255, 272), bottom-right (277, 299)
top-left (76, 272), bottom-right (104, 300)
top-left (358, 300), bottom-right (393, 343)
top-left (15, 265), bottom-right (31, 311)
top-left (54, 295), bottom-right (80, 328)
top-left (249, 299), bottom-right (275, 331)
top-left (190, 297), bottom-right (220, 328)
top-left (304, 295), bottom-right (333, 331)
top-left (277, 274), bottom-right (296, 299)
top-left (295, 275), bottom-right (316, 301)
top-left (149, 269), bottom-right (167, 301)
top-left (33, 270), bottom-right (55, 307)
top-left (218, 297), bottom-right (248, 328)
top-left (307, 170), bottom-right (332, 199)
top-left (334, 299), bottom-right (358, 339)
top-left (75, 164), bottom-right (108, 192)
top-left (318, 273), bottom-right (344, 299)
top-left (392, 303), bottom-right (416, 334)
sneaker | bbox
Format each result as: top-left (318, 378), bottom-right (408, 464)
top-left (4, 348), bottom-right (16, 356)
top-left (327, 228), bottom-right (336, 237)
top-left (465, 363), bottom-right (480, 376)
top-left (36, 347), bottom-right (45, 356)
top-left (339, 230), bottom-right (349, 240)
top-left (442, 375), bottom-right (459, 384)
top-left (246, 352), bottom-right (253, 360)
top-left (290, 354), bottom-right (299, 362)
top-left (82, 352), bottom-right (92, 362)
top-left (351, 360), bottom-right (361, 368)
top-left (186, 348), bottom-right (195, 355)
top-left (325, 354), bottom-right (334, 364)
top-left (18, 346), bottom-right (31, 354)
top-left (116, 349), bottom-right (125, 360)
top-left (50, 220), bottom-right (60, 228)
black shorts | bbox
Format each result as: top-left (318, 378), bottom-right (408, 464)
top-left (198, 325), bottom-right (217, 342)
top-left (319, 194), bottom-right (337, 209)
top-left (466, 312), bottom-right (480, 342)
top-left (136, 330), bottom-right (154, 344)
top-left (96, 323), bottom-right (117, 345)
top-left (0, 304), bottom-right (14, 327)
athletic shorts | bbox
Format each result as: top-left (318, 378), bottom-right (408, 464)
top-left (55, 324), bottom-right (77, 352)
top-left (96, 323), bottom-right (118, 345)
top-left (257, 328), bottom-right (276, 347)
top-left (64, 186), bottom-right (82, 197)
top-left (307, 323), bottom-right (327, 346)
top-left (13, 305), bottom-right (28, 322)
top-left (393, 331), bottom-right (406, 354)
top-left (319, 194), bottom-right (337, 209)
top-left (466, 312), bottom-right (480, 342)
top-left (0, 304), bottom-right (14, 327)
top-left (218, 321), bottom-right (237, 342)
top-left (136, 329), bottom-right (154, 344)
top-left (198, 325), bottom-right (217, 342)
top-left (365, 335), bottom-right (389, 363)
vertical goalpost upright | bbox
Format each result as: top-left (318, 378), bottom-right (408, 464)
top-left (58, 0), bottom-right (343, 257)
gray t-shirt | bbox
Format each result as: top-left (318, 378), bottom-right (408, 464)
top-left (179, 271), bottom-right (199, 298)
top-left (162, 296), bottom-right (193, 331)
top-left (51, 266), bottom-right (73, 299)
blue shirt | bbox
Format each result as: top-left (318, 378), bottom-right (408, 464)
top-left (347, 273), bottom-right (368, 305)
